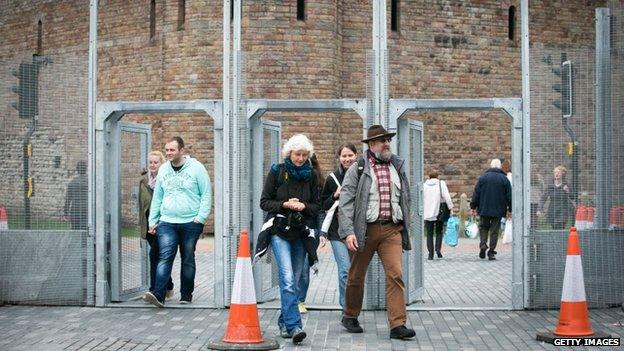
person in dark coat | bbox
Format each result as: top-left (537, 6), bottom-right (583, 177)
top-left (470, 159), bottom-right (512, 260)
top-left (537, 165), bottom-right (575, 230)
top-left (260, 134), bottom-right (320, 345)
top-left (319, 142), bottom-right (357, 310)
top-left (64, 161), bottom-right (88, 230)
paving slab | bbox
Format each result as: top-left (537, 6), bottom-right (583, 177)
top-left (0, 305), bottom-right (622, 350)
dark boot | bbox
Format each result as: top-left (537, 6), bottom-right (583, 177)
top-left (342, 317), bottom-right (363, 333)
top-left (390, 325), bottom-right (416, 339)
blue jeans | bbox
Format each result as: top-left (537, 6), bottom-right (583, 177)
top-left (271, 234), bottom-right (305, 333)
top-left (330, 239), bottom-right (350, 309)
top-left (145, 234), bottom-right (173, 293)
top-left (298, 258), bottom-right (310, 303)
top-left (154, 221), bottom-right (203, 301)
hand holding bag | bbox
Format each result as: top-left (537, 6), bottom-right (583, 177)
top-left (436, 180), bottom-right (451, 222)
top-left (465, 217), bottom-right (479, 239)
top-left (502, 218), bottom-right (513, 244)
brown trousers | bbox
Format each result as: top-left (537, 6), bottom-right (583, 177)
top-left (344, 222), bottom-right (406, 328)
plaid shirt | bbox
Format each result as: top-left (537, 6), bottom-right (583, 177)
top-left (368, 151), bottom-right (392, 220)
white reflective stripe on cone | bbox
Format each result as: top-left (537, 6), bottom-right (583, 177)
top-left (561, 255), bottom-right (587, 302)
top-left (230, 257), bottom-right (257, 304)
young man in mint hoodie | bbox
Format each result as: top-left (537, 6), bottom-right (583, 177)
top-left (143, 136), bottom-right (212, 307)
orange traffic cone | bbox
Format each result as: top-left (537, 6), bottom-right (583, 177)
top-left (207, 230), bottom-right (279, 350)
top-left (0, 207), bottom-right (8, 230)
top-left (536, 227), bottom-right (611, 343)
top-left (574, 206), bottom-right (588, 231)
top-left (609, 206), bottom-right (624, 230)
top-left (554, 227), bottom-right (593, 336)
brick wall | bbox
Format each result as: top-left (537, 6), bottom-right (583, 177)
top-left (0, 0), bottom-right (606, 230)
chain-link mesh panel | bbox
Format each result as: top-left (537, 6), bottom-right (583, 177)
top-left (366, 49), bottom-right (375, 128)
top-left (118, 130), bottom-right (148, 295)
top-left (0, 52), bottom-right (91, 305)
top-left (258, 127), bottom-right (281, 300)
top-left (407, 123), bottom-right (424, 302)
top-left (527, 4), bottom-right (624, 308)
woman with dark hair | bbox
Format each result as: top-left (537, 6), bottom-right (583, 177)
top-left (260, 134), bottom-right (320, 345)
top-left (319, 142), bottom-right (357, 309)
top-left (423, 170), bottom-right (454, 260)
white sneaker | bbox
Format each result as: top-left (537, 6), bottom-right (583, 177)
top-left (298, 302), bottom-right (308, 314)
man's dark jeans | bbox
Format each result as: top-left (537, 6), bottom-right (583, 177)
top-left (145, 233), bottom-right (173, 293)
top-left (153, 221), bottom-right (203, 301)
top-left (479, 216), bottom-right (501, 256)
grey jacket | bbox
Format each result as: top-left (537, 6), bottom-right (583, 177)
top-left (338, 154), bottom-right (412, 252)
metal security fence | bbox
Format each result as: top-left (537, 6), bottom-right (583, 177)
top-left (527, 3), bottom-right (624, 309)
top-left (0, 53), bottom-right (92, 305)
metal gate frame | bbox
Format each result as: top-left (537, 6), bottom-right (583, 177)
top-left (244, 98), bottom-right (370, 305)
top-left (389, 98), bottom-right (525, 310)
top-left (87, 0), bottom-right (533, 309)
top-left (250, 118), bottom-right (281, 302)
top-left (109, 122), bottom-right (151, 301)
top-left (398, 120), bottom-right (425, 304)
top-left (94, 100), bottom-right (223, 307)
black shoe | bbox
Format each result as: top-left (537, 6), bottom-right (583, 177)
top-left (479, 249), bottom-right (486, 259)
top-left (428, 253), bottom-right (434, 260)
top-left (436, 251), bottom-right (443, 258)
top-left (487, 250), bottom-right (496, 260)
top-left (180, 294), bottom-right (192, 304)
top-left (342, 317), bottom-right (364, 333)
top-left (390, 325), bottom-right (416, 339)
top-left (291, 327), bottom-right (306, 344)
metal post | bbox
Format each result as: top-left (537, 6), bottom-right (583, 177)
top-left (372, 0), bottom-right (388, 126)
top-left (519, 0), bottom-right (530, 309)
top-left (222, 0), bottom-right (232, 307)
top-left (89, 0), bottom-right (107, 307)
top-left (595, 8), bottom-right (611, 229)
top-left (233, 0), bottom-right (241, 238)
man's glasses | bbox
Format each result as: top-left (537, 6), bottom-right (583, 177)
top-left (378, 138), bottom-right (392, 143)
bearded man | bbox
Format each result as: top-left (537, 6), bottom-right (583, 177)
top-left (338, 125), bottom-right (416, 340)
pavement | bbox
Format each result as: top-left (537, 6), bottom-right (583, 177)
top-left (3, 237), bottom-right (622, 350)
top-left (0, 304), bottom-right (622, 350)
top-left (118, 236), bottom-right (512, 309)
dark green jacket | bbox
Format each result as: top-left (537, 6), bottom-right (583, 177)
top-left (138, 172), bottom-right (153, 239)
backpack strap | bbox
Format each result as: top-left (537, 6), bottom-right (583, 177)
top-left (270, 163), bottom-right (288, 192)
top-left (356, 157), bottom-right (365, 178)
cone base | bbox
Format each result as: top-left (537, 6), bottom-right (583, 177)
top-left (206, 338), bottom-right (279, 350)
top-left (536, 330), bottom-right (611, 344)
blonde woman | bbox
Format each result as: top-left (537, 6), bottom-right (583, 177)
top-left (538, 165), bottom-right (575, 230)
top-left (139, 150), bottom-right (173, 299)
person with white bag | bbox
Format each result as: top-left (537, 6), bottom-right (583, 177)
top-left (423, 170), bottom-right (454, 260)
top-left (319, 142), bottom-right (358, 310)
